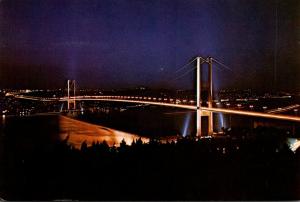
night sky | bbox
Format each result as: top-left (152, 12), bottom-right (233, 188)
top-left (0, 0), bottom-right (299, 91)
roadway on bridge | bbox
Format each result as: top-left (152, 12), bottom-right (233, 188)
top-left (13, 95), bottom-right (300, 122)
top-left (62, 96), bottom-right (300, 123)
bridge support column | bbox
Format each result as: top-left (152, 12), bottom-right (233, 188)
top-left (67, 80), bottom-right (76, 110)
top-left (196, 57), bottom-right (202, 136)
top-left (208, 57), bottom-right (213, 135)
top-left (196, 56), bottom-right (214, 137)
top-left (67, 80), bottom-right (70, 110)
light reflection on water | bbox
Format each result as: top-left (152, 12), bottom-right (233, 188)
top-left (182, 112), bottom-right (192, 137)
top-left (59, 115), bottom-right (149, 149)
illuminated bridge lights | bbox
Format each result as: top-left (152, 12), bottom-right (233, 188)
top-left (266, 104), bottom-right (300, 114)
top-left (13, 94), bottom-right (300, 122)
top-left (221, 99), bottom-right (229, 102)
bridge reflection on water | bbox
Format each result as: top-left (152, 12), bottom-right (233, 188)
top-left (59, 115), bottom-right (149, 149)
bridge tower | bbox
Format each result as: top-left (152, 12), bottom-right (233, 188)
top-left (207, 57), bottom-right (213, 135)
top-left (67, 79), bottom-right (76, 110)
top-left (196, 56), bottom-right (213, 136)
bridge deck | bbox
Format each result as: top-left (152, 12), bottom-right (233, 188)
top-left (14, 95), bottom-right (300, 122)
top-left (65, 97), bottom-right (300, 122)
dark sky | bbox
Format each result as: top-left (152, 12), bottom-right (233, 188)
top-left (0, 0), bottom-right (299, 91)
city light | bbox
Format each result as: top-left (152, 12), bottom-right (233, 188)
top-left (287, 138), bottom-right (300, 153)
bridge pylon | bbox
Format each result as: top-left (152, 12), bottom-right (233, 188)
top-left (67, 80), bottom-right (76, 110)
top-left (196, 56), bottom-right (214, 137)
top-left (207, 57), bottom-right (213, 135)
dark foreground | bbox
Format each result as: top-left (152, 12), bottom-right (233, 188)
top-left (1, 126), bottom-right (300, 201)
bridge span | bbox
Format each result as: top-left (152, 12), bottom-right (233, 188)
top-left (62, 96), bottom-right (300, 123)
top-left (13, 94), bottom-right (300, 123)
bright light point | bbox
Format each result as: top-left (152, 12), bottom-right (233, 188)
top-left (200, 135), bottom-right (212, 139)
top-left (287, 138), bottom-right (300, 153)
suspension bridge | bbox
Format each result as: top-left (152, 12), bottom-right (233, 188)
top-left (13, 56), bottom-right (300, 136)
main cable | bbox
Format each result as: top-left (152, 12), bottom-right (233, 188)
top-left (174, 57), bottom-right (197, 73)
top-left (171, 65), bottom-right (196, 82)
top-left (212, 58), bottom-right (234, 72)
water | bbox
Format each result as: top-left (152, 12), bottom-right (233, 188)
top-left (0, 114), bottom-right (148, 149)
top-left (0, 105), bottom-right (197, 155)
top-left (74, 105), bottom-right (196, 137)
top-left (1, 101), bottom-right (299, 150)
top-left (59, 115), bottom-right (149, 148)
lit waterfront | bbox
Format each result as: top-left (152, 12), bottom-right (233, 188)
top-left (59, 115), bottom-right (149, 149)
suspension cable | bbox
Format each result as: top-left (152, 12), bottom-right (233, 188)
top-left (174, 57), bottom-right (197, 73)
top-left (211, 58), bottom-right (234, 72)
top-left (171, 66), bottom-right (197, 82)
